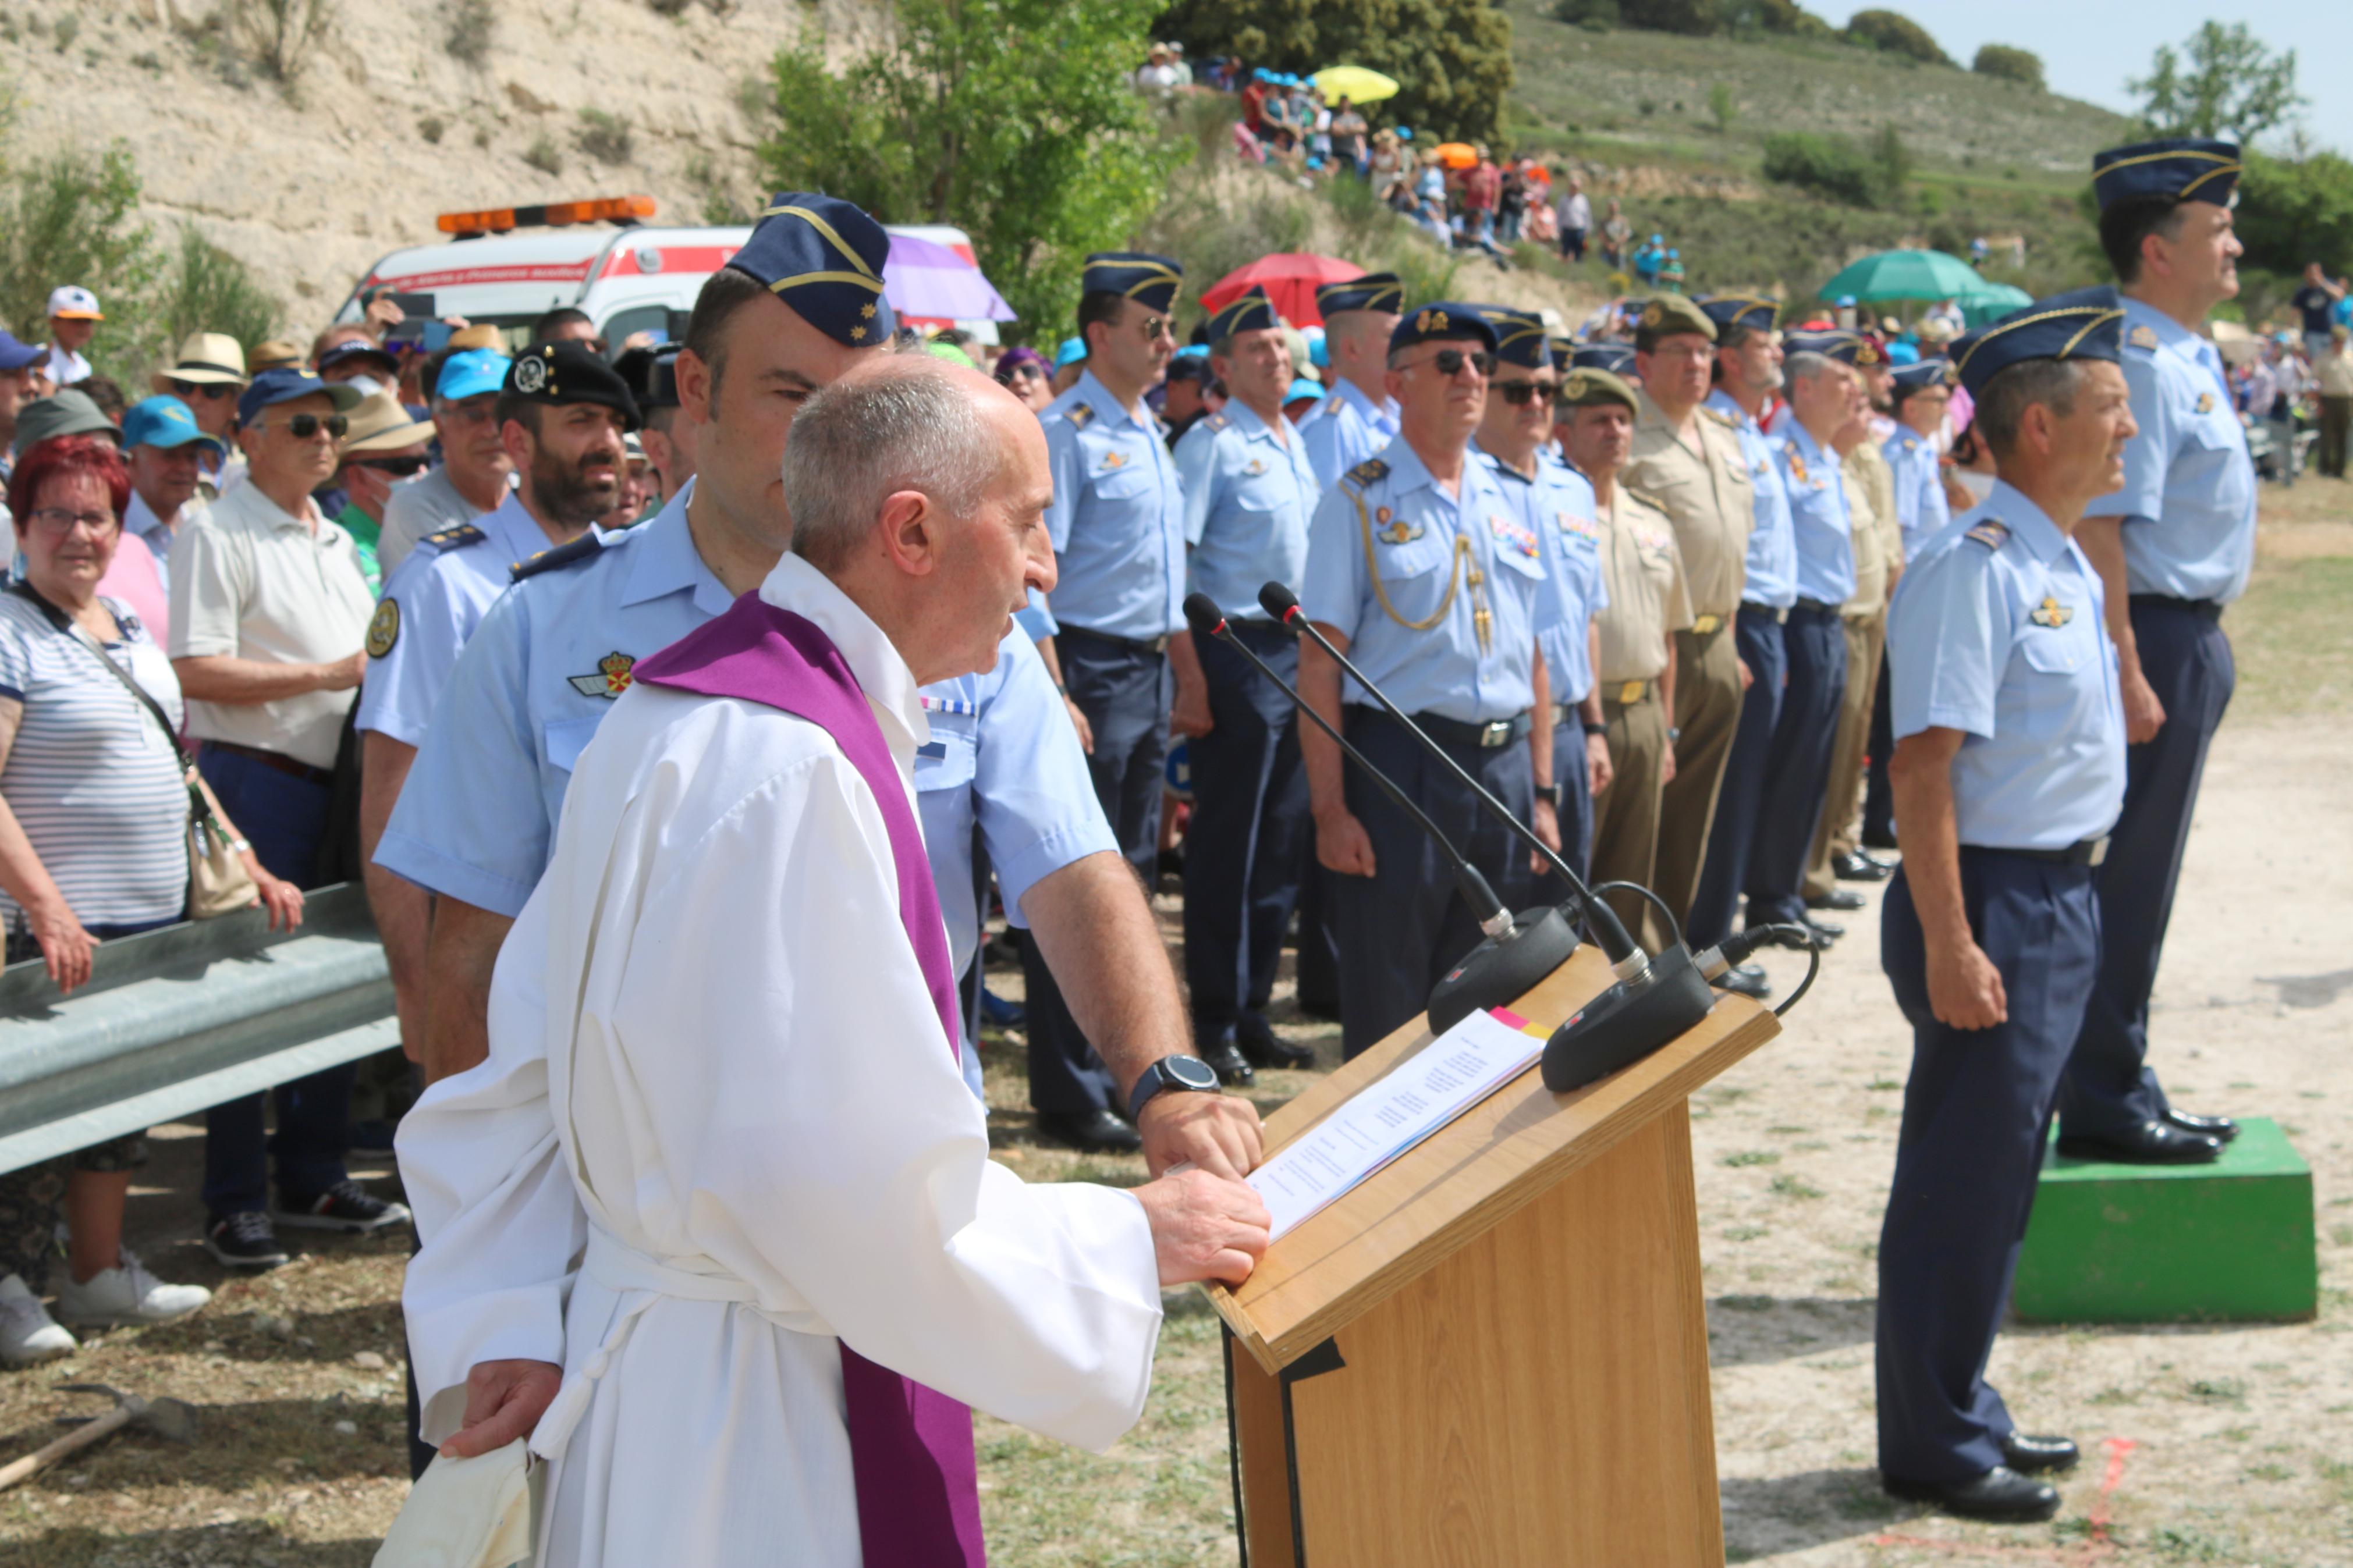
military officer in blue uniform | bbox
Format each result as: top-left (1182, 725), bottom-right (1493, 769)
top-left (1297, 303), bottom-right (1562, 1057)
top-left (1169, 286), bottom-right (1322, 1079)
top-left (356, 342), bottom-right (637, 1058)
top-left (1687, 295), bottom-right (1795, 992)
top-left (1875, 287), bottom-right (2136, 1524)
top-left (2055, 139), bottom-right (2254, 1164)
top-left (1295, 272), bottom-right (1405, 489)
top-left (1883, 358), bottom-right (1954, 558)
top-left (1474, 305), bottom-right (1609, 876)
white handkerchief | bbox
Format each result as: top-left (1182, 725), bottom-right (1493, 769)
top-left (372, 1438), bottom-right (538, 1568)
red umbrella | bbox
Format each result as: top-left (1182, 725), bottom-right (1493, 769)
top-left (1200, 253), bottom-right (1365, 329)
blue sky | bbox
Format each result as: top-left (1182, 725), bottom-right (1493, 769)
top-left (1808, 3), bottom-right (2350, 155)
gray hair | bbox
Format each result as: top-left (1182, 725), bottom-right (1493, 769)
top-left (1972, 358), bottom-right (2092, 460)
top-left (1783, 351), bottom-right (1837, 385)
top-left (783, 353), bottom-right (998, 571)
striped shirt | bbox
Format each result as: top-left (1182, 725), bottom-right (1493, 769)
top-left (0, 593), bottom-right (190, 929)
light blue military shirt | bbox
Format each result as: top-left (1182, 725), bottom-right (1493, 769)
top-left (1040, 369), bottom-right (1186, 640)
top-left (1887, 481), bottom-right (2124, 851)
top-left (1174, 399), bottom-right (1320, 620)
top-left (1296, 376), bottom-right (1402, 491)
top-left (2087, 295), bottom-right (2257, 603)
top-left (1300, 438), bottom-right (1554, 724)
top-left (1880, 426), bottom-right (1950, 559)
top-left (354, 493), bottom-right (563, 747)
top-left (1779, 420), bottom-right (1855, 606)
top-left (1706, 389), bottom-right (1796, 609)
top-left (1479, 442), bottom-right (1605, 706)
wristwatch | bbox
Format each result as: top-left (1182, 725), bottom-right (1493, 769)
top-left (1582, 720), bottom-right (1607, 738)
top-left (1126, 1054), bottom-right (1222, 1122)
top-left (1537, 783), bottom-right (1563, 811)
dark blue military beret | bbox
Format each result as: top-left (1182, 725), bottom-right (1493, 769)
top-left (1316, 271), bottom-right (1405, 317)
top-left (1081, 251), bottom-right (1184, 314)
top-left (1204, 285), bottom-right (1280, 343)
top-left (1951, 285), bottom-right (2125, 399)
top-left (1390, 301), bottom-right (1499, 355)
top-left (2092, 137), bottom-right (2241, 212)
top-left (1570, 342), bottom-right (1637, 376)
top-left (1472, 305), bottom-right (1552, 370)
top-left (1697, 294), bottom-right (1779, 336)
top-left (726, 192), bottom-right (896, 347)
top-left (1889, 357), bottom-right (1954, 394)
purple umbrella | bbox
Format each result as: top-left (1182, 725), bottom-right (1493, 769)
top-left (883, 233), bottom-right (1016, 322)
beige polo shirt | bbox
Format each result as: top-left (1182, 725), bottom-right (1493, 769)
top-left (1594, 484), bottom-right (1691, 685)
top-left (168, 478), bottom-right (375, 770)
top-left (1621, 391), bottom-right (1754, 622)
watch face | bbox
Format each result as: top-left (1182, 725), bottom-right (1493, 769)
top-left (1169, 1055), bottom-right (1221, 1091)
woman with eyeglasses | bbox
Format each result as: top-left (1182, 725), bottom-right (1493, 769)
top-left (328, 392), bottom-right (441, 596)
top-left (0, 435), bottom-right (302, 1365)
top-left (992, 345), bottom-right (1055, 414)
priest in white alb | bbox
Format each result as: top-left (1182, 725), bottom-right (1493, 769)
top-left (391, 355), bottom-right (1272, 1566)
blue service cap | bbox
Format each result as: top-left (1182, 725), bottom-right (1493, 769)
top-left (2092, 137), bottom-right (2241, 211)
top-left (0, 329), bottom-right (41, 374)
top-left (1889, 357), bottom-right (1952, 392)
top-left (1570, 342), bottom-right (1637, 376)
top-left (435, 349), bottom-right (511, 402)
top-left (727, 192), bottom-right (896, 346)
top-left (237, 367), bottom-right (364, 426)
top-left (1316, 271), bottom-right (1404, 317)
top-left (1390, 301), bottom-right (1499, 355)
top-left (1697, 294), bottom-right (1777, 336)
top-left (1782, 327), bottom-right (1879, 368)
top-left (122, 395), bottom-right (227, 456)
top-left (1474, 305), bottom-right (1552, 370)
top-left (1080, 251), bottom-right (1184, 315)
top-left (1951, 285), bottom-right (2125, 399)
top-left (1203, 285), bottom-right (1279, 342)
top-left (1055, 336), bottom-right (1088, 369)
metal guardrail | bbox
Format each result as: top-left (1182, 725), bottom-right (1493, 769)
top-left (0, 884), bottom-right (395, 1175)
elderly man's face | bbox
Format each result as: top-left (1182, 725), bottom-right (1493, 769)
top-left (242, 390), bottom-right (343, 492)
top-left (937, 386), bottom-right (1056, 678)
top-left (1213, 326), bottom-right (1291, 414)
top-left (1386, 337), bottom-right (1490, 440)
top-left (129, 441), bottom-right (205, 515)
top-left (434, 392), bottom-right (510, 487)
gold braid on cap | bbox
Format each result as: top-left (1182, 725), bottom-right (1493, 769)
top-left (1951, 305), bottom-right (2126, 378)
top-left (2094, 146), bottom-right (2242, 198)
top-left (1120, 260), bottom-right (1184, 299)
top-left (757, 202), bottom-right (886, 296)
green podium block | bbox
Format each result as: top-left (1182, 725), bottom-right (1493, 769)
top-left (2012, 1117), bottom-right (2316, 1324)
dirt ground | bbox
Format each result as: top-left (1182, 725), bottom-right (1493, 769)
top-left (0, 489), bottom-right (2345, 1566)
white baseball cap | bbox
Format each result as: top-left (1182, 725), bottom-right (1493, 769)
top-left (47, 285), bottom-right (102, 321)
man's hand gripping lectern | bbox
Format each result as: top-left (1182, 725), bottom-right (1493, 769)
top-left (1207, 945), bottom-right (1781, 1566)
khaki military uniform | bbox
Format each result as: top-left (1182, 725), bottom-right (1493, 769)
top-left (1621, 390), bottom-right (1754, 950)
top-left (1804, 436), bottom-right (1905, 898)
top-left (1587, 482), bottom-right (1692, 937)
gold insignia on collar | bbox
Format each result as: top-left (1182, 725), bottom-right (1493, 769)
top-left (365, 598), bottom-right (399, 659)
top-left (2130, 324), bottom-right (2159, 350)
top-left (2031, 596), bottom-right (2073, 628)
top-left (2195, 392), bottom-right (2214, 414)
top-left (568, 651), bottom-right (637, 699)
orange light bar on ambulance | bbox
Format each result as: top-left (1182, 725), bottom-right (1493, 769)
top-left (437, 195), bottom-right (656, 236)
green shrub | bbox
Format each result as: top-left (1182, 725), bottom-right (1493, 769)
top-left (445, 0), bottom-right (494, 65)
top-left (1762, 131), bottom-right (1881, 207)
top-left (231, 0), bottom-right (335, 84)
top-left (155, 226), bottom-right (281, 357)
top-left (1841, 8), bottom-right (1946, 65)
top-left (523, 133), bottom-right (563, 176)
top-left (0, 144), bottom-right (158, 381)
top-left (577, 108), bottom-right (634, 165)
top-left (1617, 0), bottom-right (1720, 34)
top-left (1971, 43), bottom-right (2043, 89)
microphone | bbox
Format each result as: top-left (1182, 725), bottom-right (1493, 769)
top-left (1183, 593), bottom-right (1577, 1034)
top-left (1257, 582), bottom-right (1720, 1091)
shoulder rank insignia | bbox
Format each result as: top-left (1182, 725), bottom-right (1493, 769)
top-left (1204, 412), bottom-right (1230, 433)
top-left (510, 531), bottom-right (603, 583)
top-left (568, 650), bottom-right (637, 699)
top-left (1965, 519), bottom-right (2010, 549)
top-left (1704, 406), bottom-right (1738, 427)
top-left (421, 522), bottom-right (486, 553)
top-left (2129, 324), bottom-right (2160, 351)
top-left (365, 598), bottom-right (399, 659)
top-left (2031, 596), bottom-right (2073, 628)
top-left (1100, 450), bottom-right (1127, 470)
top-left (2195, 392), bottom-right (2215, 415)
top-left (1063, 401), bottom-right (1097, 430)
top-left (1346, 457), bottom-right (1390, 488)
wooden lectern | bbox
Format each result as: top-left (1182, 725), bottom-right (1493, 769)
top-left (1208, 945), bottom-right (1780, 1566)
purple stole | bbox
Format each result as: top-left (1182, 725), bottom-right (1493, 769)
top-left (633, 592), bottom-right (985, 1567)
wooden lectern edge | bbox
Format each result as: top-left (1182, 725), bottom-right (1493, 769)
top-left (1204, 950), bottom-right (1780, 1378)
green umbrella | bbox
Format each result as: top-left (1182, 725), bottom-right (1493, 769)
top-left (1819, 248), bottom-right (1988, 304)
top-left (1957, 282), bottom-right (2032, 328)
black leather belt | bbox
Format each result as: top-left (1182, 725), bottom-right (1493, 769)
top-left (199, 739), bottom-right (335, 787)
top-left (1791, 598), bottom-right (1840, 617)
top-left (1393, 709), bottom-right (1531, 749)
top-left (2128, 593), bottom-right (2225, 623)
top-left (1968, 836), bottom-right (2110, 867)
top-left (1740, 602), bottom-right (1791, 625)
top-left (1058, 624), bottom-right (1172, 655)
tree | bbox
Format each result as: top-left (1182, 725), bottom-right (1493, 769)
top-left (760, 0), bottom-right (1180, 339)
top-left (2129, 22), bottom-right (2304, 143)
top-left (1614, 0), bottom-right (1720, 34)
top-left (1841, 9), bottom-right (1947, 66)
top-left (1160, 0), bottom-right (1515, 142)
top-left (0, 143), bottom-right (158, 381)
top-left (2235, 151), bottom-right (2353, 278)
top-left (1971, 44), bottom-right (2043, 90)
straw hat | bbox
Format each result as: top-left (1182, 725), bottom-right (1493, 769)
top-left (247, 339), bottom-right (304, 372)
top-left (339, 390), bottom-right (436, 454)
top-left (151, 331), bottom-right (250, 392)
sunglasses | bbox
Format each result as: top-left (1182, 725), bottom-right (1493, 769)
top-left (168, 380), bottom-right (239, 401)
top-left (1413, 347), bottom-right (1496, 379)
top-left (260, 413), bottom-right (349, 439)
top-left (1497, 380), bottom-right (1557, 406)
top-left (1139, 316), bottom-right (1174, 342)
top-left (1000, 362), bottom-right (1046, 382)
top-left (356, 454), bottom-right (431, 477)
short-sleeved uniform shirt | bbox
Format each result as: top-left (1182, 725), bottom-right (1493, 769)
top-left (1705, 390), bottom-right (1796, 611)
top-left (1173, 400), bottom-right (1320, 620)
top-left (1621, 391), bottom-right (1754, 622)
top-left (166, 481), bottom-right (375, 770)
top-left (1039, 369), bottom-right (1186, 641)
top-left (1887, 482), bottom-right (2124, 851)
top-left (1479, 443), bottom-right (1606, 707)
top-left (2086, 296), bottom-right (2257, 605)
top-left (0, 593), bottom-right (189, 926)
top-left (1295, 378), bottom-right (1401, 492)
top-left (1593, 485), bottom-right (1691, 684)
top-left (1299, 439), bottom-right (1556, 724)
top-left (1777, 421), bottom-right (1856, 608)
top-left (1881, 426), bottom-right (1950, 559)
top-left (378, 464), bottom-right (500, 579)
top-left (356, 495), bottom-right (565, 748)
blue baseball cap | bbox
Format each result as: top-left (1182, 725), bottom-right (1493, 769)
top-left (122, 396), bottom-right (228, 456)
top-left (237, 367), bottom-right (364, 426)
top-left (0, 330), bottom-right (40, 374)
top-left (1284, 378), bottom-right (1326, 403)
top-left (1055, 336), bottom-right (1088, 369)
top-left (435, 349), bottom-right (510, 402)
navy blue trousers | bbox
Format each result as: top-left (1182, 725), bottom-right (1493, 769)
top-left (1877, 851), bottom-right (2099, 1481)
top-left (1687, 606), bottom-right (1790, 949)
top-left (1745, 603), bottom-right (1847, 927)
top-left (197, 746), bottom-right (355, 1218)
top-left (1862, 655), bottom-right (1896, 848)
top-left (2059, 601), bottom-right (2234, 1138)
top-left (1332, 709), bottom-right (1535, 1059)
top-left (1182, 623), bottom-right (1309, 1050)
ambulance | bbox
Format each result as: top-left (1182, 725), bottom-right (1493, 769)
top-left (331, 193), bottom-right (998, 355)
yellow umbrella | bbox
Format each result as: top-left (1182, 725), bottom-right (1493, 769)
top-left (1314, 65), bottom-right (1400, 105)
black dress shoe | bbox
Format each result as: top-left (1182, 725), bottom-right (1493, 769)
top-left (2055, 1119), bottom-right (2221, 1165)
top-left (1884, 1466), bottom-right (2060, 1523)
top-left (1801, 912), bottom-right (1844, 943)
top-left (2164, 1108), bottom-right (2240, 1143)
top-left (1235, 1014), bottom-right (1314, 1071)
top-left (1861, 829), bottom-right (1900, 852)
top-left (1713, 963), bottom-right (1772, 1000)
top-left (1834, 849), bottom-right (1893, 882)
top-left (1198, 1038), bottom-right (1257, 1088)
top-left (1037, 1108), bottom-right (1144, 1154)
top-left (2000, 1432), bottom-right (2079, 1474)
top-left (1808, 888), bottom-right (1867, 912)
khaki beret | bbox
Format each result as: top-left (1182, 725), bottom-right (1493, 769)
top-left (1558, 367), bottom-right (1639, 412)
top-left (1633, 293), bottom-right (1717, 347)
